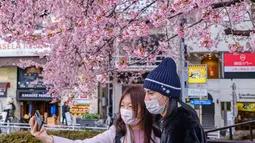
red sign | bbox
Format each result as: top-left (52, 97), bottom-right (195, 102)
top-left (79, 95), bottom-right (88, 99)
top-left (224, 53), bottom-right (255, 72)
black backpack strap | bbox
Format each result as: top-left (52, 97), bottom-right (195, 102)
top-left (114, 131), bottom-right (124, 143)
top-left (152, 126), bottom-right (162, 138)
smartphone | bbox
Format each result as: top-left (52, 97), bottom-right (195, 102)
top-left (35, 110), bottom-right (44, 131)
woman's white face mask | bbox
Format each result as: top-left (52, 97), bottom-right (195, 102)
top-left (120, 109), bottom-right (141, 125)
top-left (145, 95), bottom-right (168, 115)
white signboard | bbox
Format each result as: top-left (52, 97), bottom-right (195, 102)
top-left (0, 112), bottom-right (7, 122)
top-left (0, 39), bottom-right (50, 57)
top-left (65, 112), bottom-right (72, 125)
top-left (238, 93), bottom-right (255, 100)
top-left (224, 66), bottom-right (255, 72)
top-left (188, 88), bottom-right (208, 98)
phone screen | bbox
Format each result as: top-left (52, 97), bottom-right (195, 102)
top-left (35, 110), bottom-right (43, 131)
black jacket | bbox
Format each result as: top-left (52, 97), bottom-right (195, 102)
top-left (62, 105), bottom-right (69, 116)
top-left (160, 106), bottom-right (207, 143)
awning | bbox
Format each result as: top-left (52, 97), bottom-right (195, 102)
top-left (0, 83), bottom-right (10, 89)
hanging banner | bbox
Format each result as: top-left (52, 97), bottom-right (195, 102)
top-left (188, 64), bottom-right (207, 84)
top-left (236, 103), bottom-right (255, 112)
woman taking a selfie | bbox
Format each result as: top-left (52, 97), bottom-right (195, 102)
top-left (30, 86), bottom-right (161, 143)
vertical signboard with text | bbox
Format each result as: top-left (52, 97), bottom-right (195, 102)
top-left (187, 65), bottom-right (208, 107)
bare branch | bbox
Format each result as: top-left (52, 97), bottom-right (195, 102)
top-left (224, 28), bottom-right (253, 36)
top-left (222, 0), bottom-right (235, 41)
top-left (93, 37), bottom-right (114, 55)
top-left (247, 11), bottom-right (255, 27)
top-left (212, 0), bottom-right (244, 9)
top-left (168, 0), bottom-right (247, 20)
top-left (121, 1), bottom-right (138, 13)
top-left (186, 19), bottom-right (203, 28)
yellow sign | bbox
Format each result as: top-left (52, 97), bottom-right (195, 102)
top-left (236, 103), bottom-right (255, 112)
top-left (188, 65), bottom-right (207, 84)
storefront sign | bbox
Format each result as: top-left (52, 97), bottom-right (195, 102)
top-left (188, 88), bottom-right (208, 98)
top-left (0, 39), bottom-right (49, 57)
top-left (78, 95), bottom-right (88, 99)
top-left (188, 64), bottom-right (207, 84)
top-left (21, 93), bottom-right (51, 98)
top-left (236, 103), bottom-right (255, 112)
top-left (238, 93), bottom-right (255, 100)
top-left (190, 99), bottom-right (212, 105)
top-left (224, 53), bottom-right (255, 72)
top-left (17, 90), bottom-right (52, 101)
top-left (70, 104), bottom-right (90, 117)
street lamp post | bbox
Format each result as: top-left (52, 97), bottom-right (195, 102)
top-left (180, 20), bottom-right (188, 102)
top-left (231, 82), bottom-right (237, 133)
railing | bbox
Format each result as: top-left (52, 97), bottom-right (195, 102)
top-left (0, 121), bottom-right (107, 134)
top-left (3, 120), bottom-right (255, 142)
top-left (206, 120), bottom-right (255, 143)
top-left (208, 140), bottom-right (255, 143)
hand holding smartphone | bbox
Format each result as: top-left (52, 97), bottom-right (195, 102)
top-left (35, 110), bottom-right (44, 132)
top-left (30, 111), bottom-right (53, 143)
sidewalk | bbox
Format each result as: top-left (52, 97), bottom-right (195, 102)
top-left (221, 130), bottom-right (255, 141)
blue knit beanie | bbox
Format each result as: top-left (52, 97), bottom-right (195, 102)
top-left (143, 58), bottom-right (181, 98)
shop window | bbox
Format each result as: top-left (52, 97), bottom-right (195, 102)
top-left (235, 102), bottom-right (255, 130)
top-left (221, 102), bottom-right (231, 111)
top-left (221, 102), bottom-right (231, 126)
top-left (201, 55), bottom-right (219, 79)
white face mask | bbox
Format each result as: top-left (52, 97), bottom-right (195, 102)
top-left (120, 109), bottom-right (141, 126)
top-left (145, 95), bottom-right (168, 115)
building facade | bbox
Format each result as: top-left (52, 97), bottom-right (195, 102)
top-left (185, 13), bottom-right (255, 129)
top-left (0, 39), bottom-right (53, 121)
top-left (109, 12), bottom-right (255, 130)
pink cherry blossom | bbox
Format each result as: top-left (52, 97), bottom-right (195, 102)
top-left (200, 37), bottom-right (216, 49)
top-left (176, 27), bottom-right (188, 38)
top-left (228, 43), bottom-right (244, 53)
top-left (115, 57), bottom-right (128, 69)
top-left (0, 0), bottom-right (252, 97)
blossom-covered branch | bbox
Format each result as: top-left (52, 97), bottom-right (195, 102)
top-left (0, 0), bottom-right (254, 98)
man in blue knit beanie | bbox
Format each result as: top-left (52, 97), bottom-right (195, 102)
top-left (143, 58), bottom-right (207, 143)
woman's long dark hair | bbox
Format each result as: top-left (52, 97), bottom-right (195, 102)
top-left (114, 86), bottom-right (156, 143)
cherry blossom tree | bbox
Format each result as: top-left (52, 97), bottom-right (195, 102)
top-left (0, 0), bottom-right (255, 99)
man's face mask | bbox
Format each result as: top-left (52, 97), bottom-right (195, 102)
top-left (145, 95), bottom-right (168, 115)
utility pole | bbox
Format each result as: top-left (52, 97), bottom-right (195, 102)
top-left (231, 82), bottom-right (237, 133)
top-left (199, 95), bottom-right (203, 124)
top-left (180, 19), bottom-right (188, 102)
